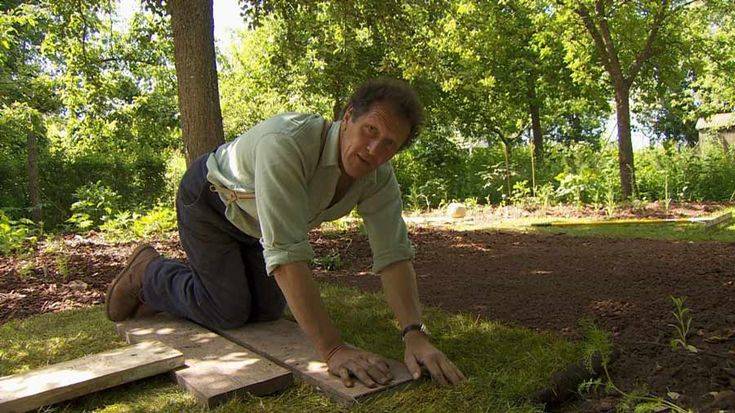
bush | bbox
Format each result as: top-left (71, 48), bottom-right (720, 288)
top-left (66, 181), bottom-right (121, 232)
top-left (636, 146), bottom-right (735, 202)
top-left (0, 210), bottom-right (39, 255)
top-left (99, 204), bottom-right (177, 241)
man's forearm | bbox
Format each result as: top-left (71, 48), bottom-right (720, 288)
top-left (379, 260), bottom-right (422, 330)
top-left (273, 261), bottom-right (343, 359)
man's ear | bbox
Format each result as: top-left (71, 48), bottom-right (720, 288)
top-left (342, 105), bottom-right (353, 123)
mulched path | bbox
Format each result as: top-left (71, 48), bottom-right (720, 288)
top-left (1, 211), bottom-right (734, 411)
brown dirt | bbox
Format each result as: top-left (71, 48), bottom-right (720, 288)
top-left (1, 215), bottom-right (734, 411)
top-left (310, 227), bottom-right (735, 411)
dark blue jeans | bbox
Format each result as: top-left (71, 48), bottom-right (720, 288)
top-left (142, 154), bottom-right (286, 329)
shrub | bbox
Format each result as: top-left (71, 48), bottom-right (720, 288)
top-left (66, 181), bottom-right (121, 232)
top-left (100, 205), bottom-right (177, 241)
top-left (0, 210), bottom-right (39, 255)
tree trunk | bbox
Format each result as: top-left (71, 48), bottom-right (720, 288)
top-left (502, 140), bottom-right (512, 200)
top-left (168, 0), bottom-right (225, 166)
top-left (527, 75), bottom-right (543, 160)
top-left (332, 96), bottom-right (342, 121)
top-left (27, 132), bottom-right (41, 224)
top-left (614, 85), bottom-right (635, 199)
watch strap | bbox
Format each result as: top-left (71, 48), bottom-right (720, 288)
top-left (401, 323), bottom-right (427, 340)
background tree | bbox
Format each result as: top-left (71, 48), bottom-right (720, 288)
top-left (167, 0), bottom-right (224, 165)
top-left (557, 0), bottom-right (697, 198)
top-left (0, 2), bottom-right (58, 224)
top-left (1, 0), bottom-right (179, 228)
top-left (689, 0), bottom-right (735, 116)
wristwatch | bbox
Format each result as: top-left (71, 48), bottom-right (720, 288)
top-left (401, 323), bottom-right (430, 341)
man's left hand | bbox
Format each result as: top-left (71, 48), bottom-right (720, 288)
top-left (404, 331), bottom-right (466, 385)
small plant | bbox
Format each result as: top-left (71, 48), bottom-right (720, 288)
top-left (55, 254), bottom-right (71, 281)
top-left (100, 206), bottom-right (177, 242)
top-left (510, 180), bottom-right (532, 207)
top-left (463, 197), bottom-right (480, 210)
top-left (0, 211), bottom-right (40, 255)
top-left (555, 171), bottom-right (587, 208)
top-left (131, 206), bottom-right (177, 238)
top-left (312, 249), bottom-right (342, 271)
top-left (629, 196), bottom-right (649, 214)
top-left (669, 295), bottom-right (698, 353)
top-left (405, 183), bottom-right (424, 213)
top-left (663, 173), bottom-right (672, 214)
top-left (603, 179), bottom-right (616, 217)
top-left (99, 211), bottom-right (137, 241)
top-left (17, 260), bottom-right (36, 279)
top-left (575, 320), bottom-right (692, 412)
top-left (41, 236), bottom-right (65, 255)
top-left (535, 183), bottom-right (555, 212)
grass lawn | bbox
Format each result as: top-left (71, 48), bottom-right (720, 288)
top-left (455, 207), bottom-right (735, 243)
top-left (0, 283), bottom-right (608, 412)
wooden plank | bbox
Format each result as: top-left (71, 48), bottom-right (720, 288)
top-left (117, 314), bottom-right (292, 408)
top-left (704, 212), bottom-right (733, 230)
top-left (213, 319), bottom-right (414, 406)
top-left (0, 340), bottom-right (183, 413)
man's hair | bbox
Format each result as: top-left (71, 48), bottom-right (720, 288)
top-left (345, 78), bottom-right (424, 150)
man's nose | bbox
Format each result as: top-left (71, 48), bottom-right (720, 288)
top-left (366, 138), bottom-right (381, 156)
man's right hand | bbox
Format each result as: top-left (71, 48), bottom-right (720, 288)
top-left (326, 344), bottom-right (394, 388)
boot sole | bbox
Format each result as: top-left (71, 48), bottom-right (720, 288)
top-left (105, 244), bottom-right (154, 321)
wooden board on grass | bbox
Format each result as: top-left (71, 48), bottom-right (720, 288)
top-left (704, 212), bottom-right (733, 230)
top-left (0, 340), bottom-right (183, 413)
top-left (117, 314), bottom-right (292, 408)
top-left (213, 319), bottom-right (414, 406)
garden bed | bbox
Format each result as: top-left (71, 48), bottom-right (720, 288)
top-left (313, 226), bottom-right (735, 411)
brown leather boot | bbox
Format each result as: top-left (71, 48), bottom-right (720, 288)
top-left (105, 244), bottom-right (160, 322)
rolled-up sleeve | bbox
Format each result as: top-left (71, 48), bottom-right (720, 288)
top-left (254, 134), bottom-right (314, 274)
top-left (357, 166), bottom-right (415, 273)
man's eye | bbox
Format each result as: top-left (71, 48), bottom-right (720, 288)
top-left (368, 125), bottom-right (378, 134)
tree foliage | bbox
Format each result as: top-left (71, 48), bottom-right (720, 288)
top-left (1, 0), bottom-right (734, 231)
top-left (1, 0), bottom-right (179, 228)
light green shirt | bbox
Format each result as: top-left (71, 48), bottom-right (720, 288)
top-left (206, 113), bottom-right (414, 275)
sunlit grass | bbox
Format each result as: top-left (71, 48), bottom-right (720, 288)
top-left (0, 284), bottom-right (607, 412)
top-left (446, 206), bottom-right (735, 243)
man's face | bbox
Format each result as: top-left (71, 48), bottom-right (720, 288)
top-left (339, 102), bottom-right (410, 179)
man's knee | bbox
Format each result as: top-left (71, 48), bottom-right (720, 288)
top-left (249, 297), bottom-right (286, 322)
top-left (206, 298), bottom-right (251, 330)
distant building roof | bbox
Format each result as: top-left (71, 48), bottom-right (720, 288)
top-left (696, 113), bottom-right (735, 130)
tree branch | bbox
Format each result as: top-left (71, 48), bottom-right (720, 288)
top-left (574, 3), bottom-right (619, 84)
top-left (626, 0), bottom-right (670, 87)
top-left (96, 56), bottom-right (161, 66)
top-left (594, 0), bottom-right (625, 84)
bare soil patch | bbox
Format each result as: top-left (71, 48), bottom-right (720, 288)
top-left (311, 227), bottom-right (735, 411)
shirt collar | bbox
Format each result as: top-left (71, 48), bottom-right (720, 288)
top-left (321, 120), bottom-right (377, 186)
top-left (321, 120), bottom-right (340, 167)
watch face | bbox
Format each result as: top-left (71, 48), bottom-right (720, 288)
top-left (420, 324), bottom-right (430, 336)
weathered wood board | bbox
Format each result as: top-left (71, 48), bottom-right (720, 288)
top-left (0, 340), bottom-right (183, 413)
top-left (704, 211), bottom-right (733, 230)
top-left (214, 319), bottom-right (414, 406)
top-left (117, 314), bottom-right (293, 408)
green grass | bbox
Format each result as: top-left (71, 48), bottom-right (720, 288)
top-left (0, 284), bottom-right (608, 413)
top-left (459, 207), bottom-right (735, 243)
